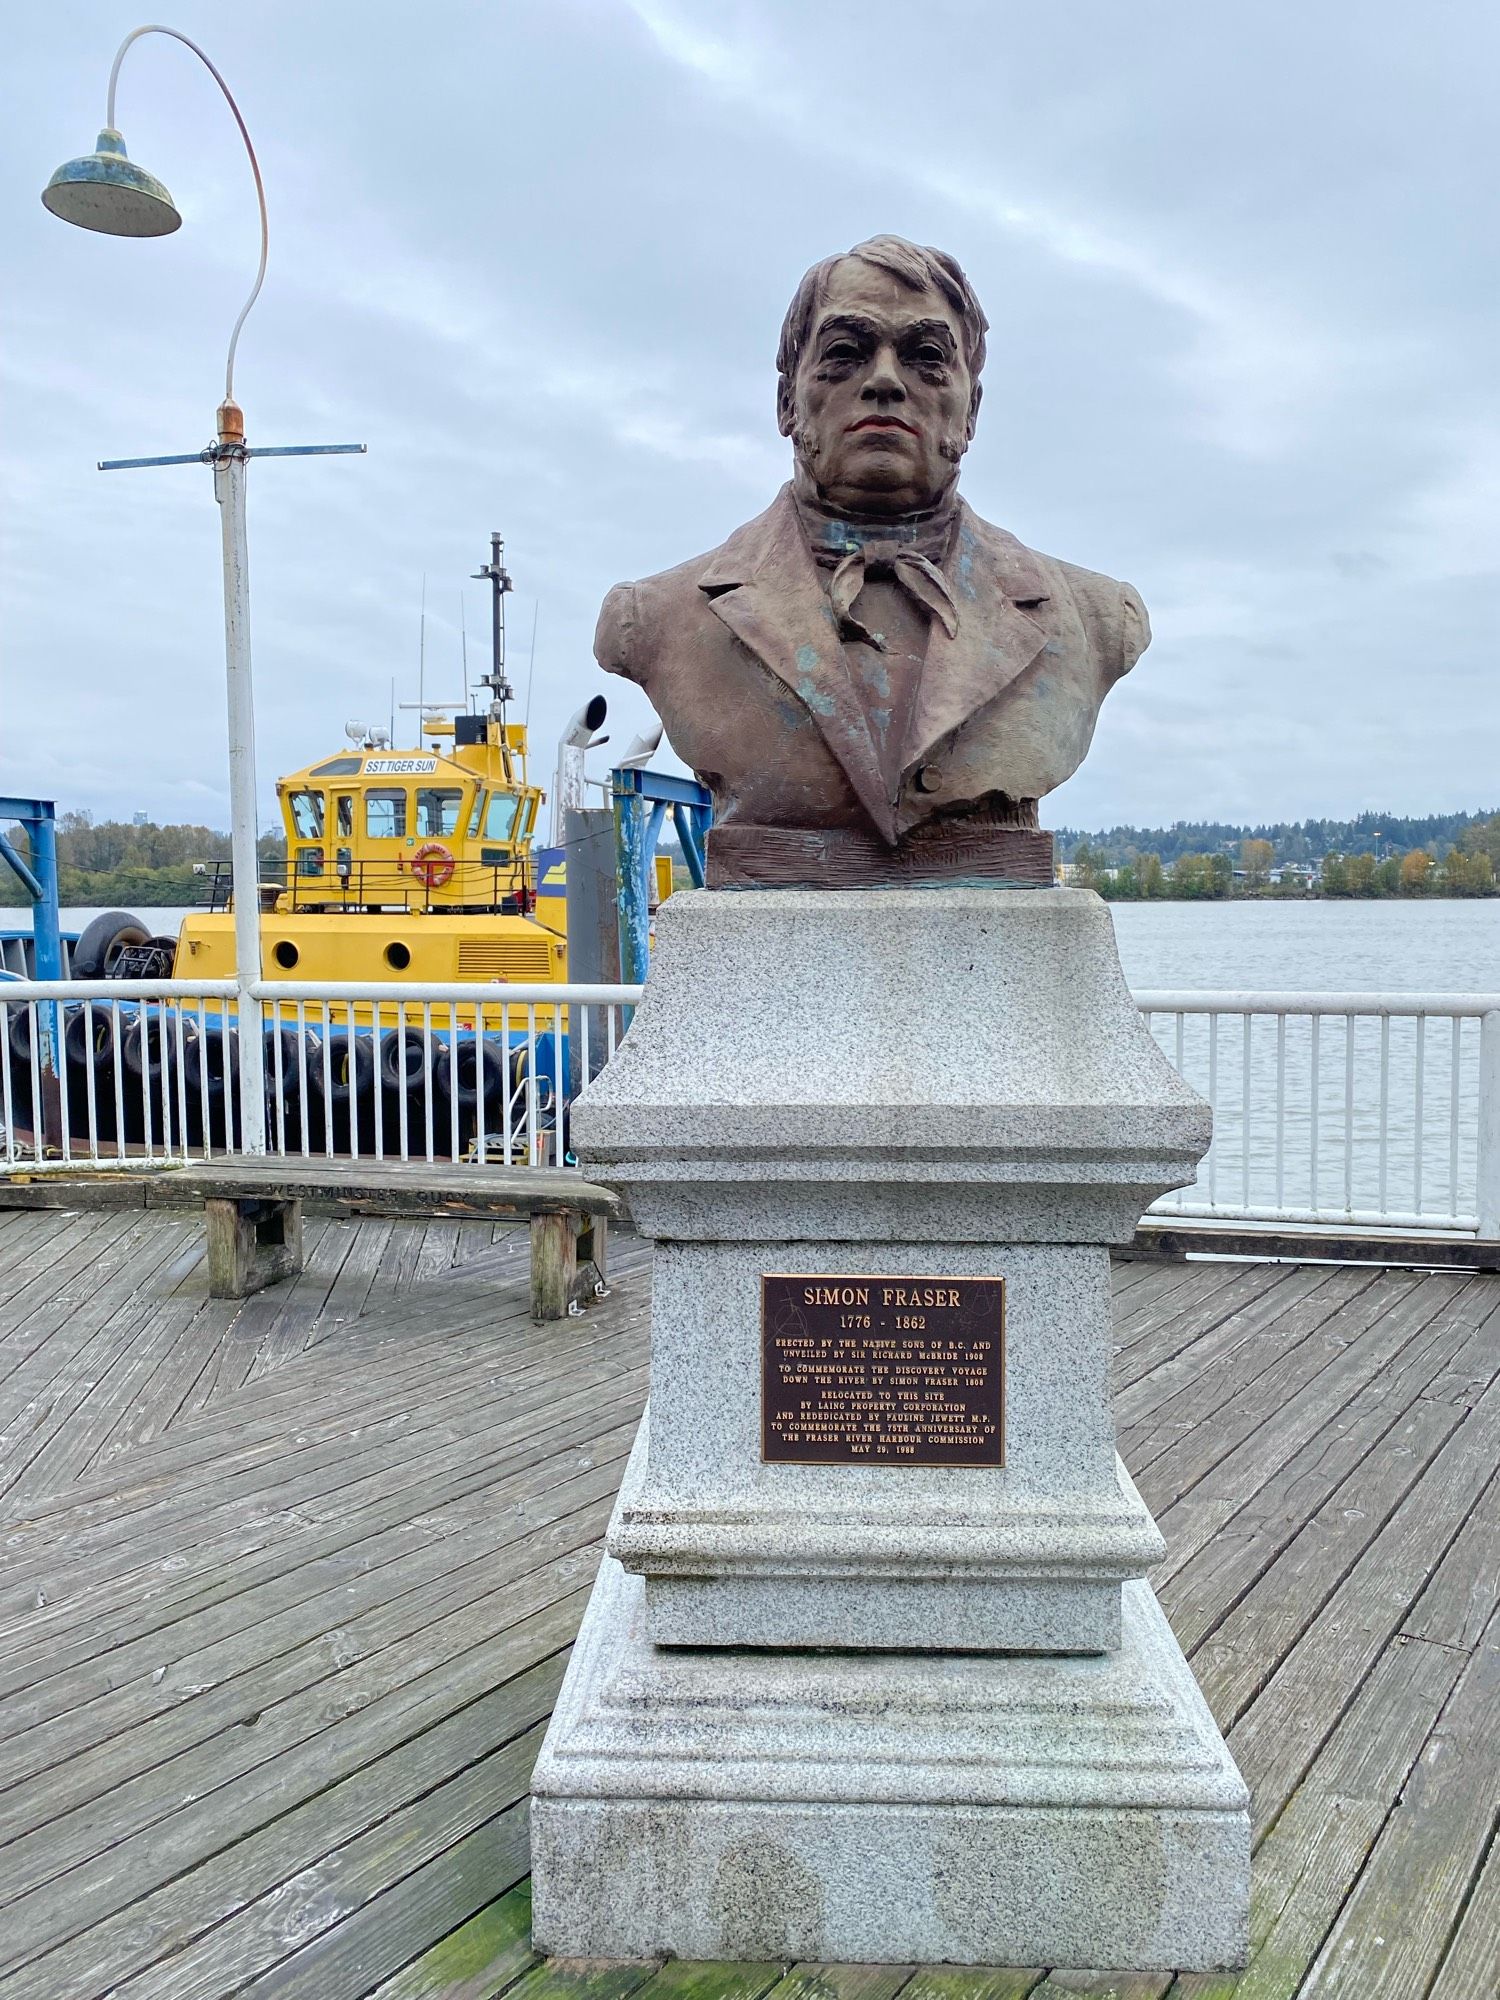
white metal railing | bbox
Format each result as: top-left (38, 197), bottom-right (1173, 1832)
top-left (3, 978), bottom-right (1498, 1241)
top-left (1136, 992), bottom-right (1500, 1238)
top-left (0, 978), bottom-right (636, 1172)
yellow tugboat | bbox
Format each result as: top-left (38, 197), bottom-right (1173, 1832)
top-left (177, 706), bottom-right (569, 996)
top-left (37, 537), bottom-right (672, 1162)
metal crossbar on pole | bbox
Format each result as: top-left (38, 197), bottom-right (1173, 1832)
top-left (99, 427), bottom-right (364, 1153)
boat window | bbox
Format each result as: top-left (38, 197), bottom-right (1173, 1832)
top-left (466, 790), bottom-right (485, 839)
top-left (289, 791), bottom-right (324, 839)
top-left (311, 756), bottom-right (363, 777)
top-left (365, 788), bottom-right (408, 839)
top-left (297, 846), bottom-right (324, 876)
top-left (485, 793), bottom-right (521, 843)
top-left (335, 796), bottom-right (354, 838)
top-left (416, 788), bottom-right (462, 837)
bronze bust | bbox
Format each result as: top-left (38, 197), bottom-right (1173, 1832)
top-left (595, 235), bottom-right (1148, 888)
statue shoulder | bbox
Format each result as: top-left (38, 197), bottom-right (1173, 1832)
top-left (1002, 532), bottom-right (1151, 683)
top-left (593, 546), bottom-right (723, 686)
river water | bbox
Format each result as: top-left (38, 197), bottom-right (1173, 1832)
top-left (7, 897), bottom-right (1500, 993)
top-left (1107, 898), bottom-right (1500, 995)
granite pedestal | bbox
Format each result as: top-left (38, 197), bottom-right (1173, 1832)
top-left (531, 888), bottom-right (1250, 1969)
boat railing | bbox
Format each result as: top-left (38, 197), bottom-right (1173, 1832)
top-left (199, 856), bottom-right (541, 915)
top-left (3, 978), bottom-right (1499, 1241)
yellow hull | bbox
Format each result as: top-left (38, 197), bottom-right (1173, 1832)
top-left (174, 907), bottom-right (570, 1031)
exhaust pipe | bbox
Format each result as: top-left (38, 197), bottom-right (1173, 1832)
top-left (551, 694), bottom-right (608, 846)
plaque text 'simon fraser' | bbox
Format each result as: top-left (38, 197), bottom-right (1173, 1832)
top-left (761, 1273), bottom-right (1005, 1469)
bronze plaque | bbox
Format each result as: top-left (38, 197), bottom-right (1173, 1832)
top-left (761, 1273), bottom-right (1005, 1468)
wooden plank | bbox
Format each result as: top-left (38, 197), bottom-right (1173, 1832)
top-left (1151, 1269), bottom-right (1495, 1598)
top-left (143, 1157), bottom-right (626, 1220)
top-left (761, 1968), bottom-right (915, 1999)
top-left (0, 1336), bottom-right (646, 1659)
top-left (500, 1949), bottom-right (661, 2000)
top-left (363, 1881), bottom-right (539, 1999)
top-left (0, 1211), bottom-right (150, 1367)
top-left (532, 1210), bottom-right (577, 1320)
top-left (1028, 1976), bottom-right (1171, 1999)
top-left (0, 1364), bottom-right (643, 1719)
top-left (302, 1213), bottom-right (395, 1346)
top-left (1191, 1392), bottom-right (1466, 1730)
top-left (5, 1272), bottom-right (583, 1528)
top-left (0, 1216), bottom-right (204, 1503)
top-left (0, 1175), bottom-right (147, 1210)
top-left (0, 1429), bottom-right (638, 1769)
top-left (0, 1311), bottom-right (648, 1623)
top-left (899, 1971), bottom-right (1043, 1998)
top-left (1114, 1262), bottom-right (1309, 1395)
top-left (80, 1293), bottom-right (244, 1470)
top-left (27, 1254), bottom-right (646, 1504)
top-left (10, 1215), bottom-right (1495, 2000)
top-left (627, 1958), bottom-right (791, 2000)
top-left (1225, 1372), bottom-right (1500, 1835)
top-left (1297, 1608), bottom-right (1500, 1999)
top-left (3, 1278), bottom-right (230, 1506)
top-left (204, 1194), bottom-right (303, 1299)
top-left (1414, 1277), bottom-right (1500, 1405)
top-left (1132, 1217), bottom-right (1500, 1271)
top-left (1115, 1264), bottom-right (1338, 1431)
top-left (1111, 1262), bottom-right (1276, 1374)
top-left (1132, 1268), bottom-right (1415, 1514)
top-left (1400, 1461), bottom-right (1500, 1651)
top-left (0, 1564), bottom-right (594, 1966)
top-left (1170, 1628), bottom-right (1467, 2000)
top-left (5, 1669), bottom-right (559, 1998)
top-left (1431, 1820), bottom-right (1500, 1999)
top-left (111, 1769), bottom-right (541, 1999)
top-left (0, 1210), bottom-right (74, 1306)
top-left (1121, 1265), bottom-right (1380, 1487)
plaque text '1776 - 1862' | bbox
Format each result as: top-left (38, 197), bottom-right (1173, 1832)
top-left (761, 1274), bottom-right (1005, 1469)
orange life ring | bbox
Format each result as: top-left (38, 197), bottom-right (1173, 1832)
top-left (410, 841), bottom-right (456, 890)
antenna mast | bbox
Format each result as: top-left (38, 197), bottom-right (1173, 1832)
top-left (472, 531), bottom-right (515, 726)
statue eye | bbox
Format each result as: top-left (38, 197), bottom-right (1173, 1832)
top-left (824, 340), bottom-right (860, 361)
top-left (914, 343), bottom-right (946, 365)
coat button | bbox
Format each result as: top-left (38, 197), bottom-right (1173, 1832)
top-left (914, 764), bottom-right (943, 793)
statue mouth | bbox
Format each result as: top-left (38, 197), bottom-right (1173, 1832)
top-left (846, 415), bottom-right (919, 437)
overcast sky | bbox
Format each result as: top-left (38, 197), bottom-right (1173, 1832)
top-left (4, 1), bottom-right (1496, 839)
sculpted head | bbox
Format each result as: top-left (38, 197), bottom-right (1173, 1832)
top-left (776, 235), bottom-right (988, 520)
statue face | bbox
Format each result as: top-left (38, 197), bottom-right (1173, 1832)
top-left (782, 258), bottom-right (976, 518)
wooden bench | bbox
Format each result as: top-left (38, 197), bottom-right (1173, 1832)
top-left (134, 1159), bottom-right (625, 1319)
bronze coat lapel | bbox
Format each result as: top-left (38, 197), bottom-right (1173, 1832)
top-left (903, 506), bottom-right (1052, 778)
top-left (698, 488), bottom-right (899, 845)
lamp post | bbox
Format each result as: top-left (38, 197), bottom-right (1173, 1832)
top-left (42, 25), bottom-right (363, 1154)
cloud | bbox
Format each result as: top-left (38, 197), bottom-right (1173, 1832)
top-left (3, 0), bottom-right (1497, 854)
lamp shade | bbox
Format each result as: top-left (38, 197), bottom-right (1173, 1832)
top-left (41, 129), bottom-right (181, 237)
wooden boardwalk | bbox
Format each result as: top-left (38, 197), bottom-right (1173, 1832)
top-left (0, 1204), bottom-right (1495, 1999)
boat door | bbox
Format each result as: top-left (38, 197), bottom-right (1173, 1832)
top-left (331, 789), bottom-right (356, 889)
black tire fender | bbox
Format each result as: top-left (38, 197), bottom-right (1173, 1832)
top-left (72, 910), bottom-right (151, 980)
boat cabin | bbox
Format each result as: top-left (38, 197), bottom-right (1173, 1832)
top-left (277, 715), bottom-right (542, 915)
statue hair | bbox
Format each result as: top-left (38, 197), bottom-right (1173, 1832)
top-left (776, 235), bottom-right (988, 418)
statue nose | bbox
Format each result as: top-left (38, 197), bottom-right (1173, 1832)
top-left (862, 350), bottom-right (906, 401)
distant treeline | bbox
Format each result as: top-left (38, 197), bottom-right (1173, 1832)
top-left (1056, 807), bottom-right (1500, 870)
top-left (1068, 816), bottom-right (1500, 901)
top-left (2, 811), bottom-right (286, 909)
top-left (8, 807), bottom-right (1500, 912)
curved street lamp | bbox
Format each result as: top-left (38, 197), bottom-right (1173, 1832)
top-left (41, 26), bottom-right (362, 1154)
